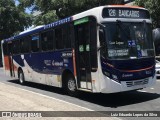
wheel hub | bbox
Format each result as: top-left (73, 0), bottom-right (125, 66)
top-left (68, 79), bottom-right (76, 91)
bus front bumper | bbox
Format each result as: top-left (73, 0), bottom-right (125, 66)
top-left (100, 76), bottom-right (156, 93)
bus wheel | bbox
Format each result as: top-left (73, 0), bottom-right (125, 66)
top-left (19, 70), bottom-right (25, 85)
top-left (66, 75), bottom-right (78, 96)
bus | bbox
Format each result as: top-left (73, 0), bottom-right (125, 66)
top-left (1, 5), bottom-right (156, 96)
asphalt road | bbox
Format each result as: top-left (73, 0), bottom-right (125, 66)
top-left (0, 68), bottom-right (160, 120)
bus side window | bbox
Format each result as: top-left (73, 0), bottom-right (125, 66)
top-left (3, 43), bottom-right (8, 55)
top-left (55, 28), bottom-right (63, 49)
top-left (12, 40), bottom-right (20, 55)
top-left (63, 25), bottom-right (68, 48)
top-left (31, 34), bottom-right (40, 52)
top-left (41, 30), bottom-right (54, 51)
top-left (41, 32), bottom-right (48, 51)
top-left (20, 36), bottom-right (31, 54)
top-left (47, 30), bottom-right (54, 50)
top-left (7, 42), bottom-right (13, 55)
top-left (69, 24), bottom-right (75, 48)
top-left (62, 24), bottom-right (71, 49)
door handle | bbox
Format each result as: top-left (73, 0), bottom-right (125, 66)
top-left (81, 68), bottom-right (86, 70)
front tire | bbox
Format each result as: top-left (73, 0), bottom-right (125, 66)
top-left (18, 70), bottom-right (25, 85)
top-left (66, 75), bottom-right (78, 96)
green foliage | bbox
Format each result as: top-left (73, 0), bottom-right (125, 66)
top-left (0, 0), bottom-right (32, 40)
top-left (18, 0), bottom-right (124, 26)
top-left (18, 0), bottom-right (35, 11)
top-left (41, 0), bottom-right (124, 18)
top-left (135, 0), bottom-right (160, 28)
top-left (33, 10), bottom-right (58, 25)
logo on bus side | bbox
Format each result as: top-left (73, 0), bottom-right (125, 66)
top-left (44, 60), bottom-right (64, 67)
top-left (44, 60), bottom-right (52, 66)
top-left (122, 74), bottom-right (133, 78)
top-left (52, 60), bottom-right (63, 67)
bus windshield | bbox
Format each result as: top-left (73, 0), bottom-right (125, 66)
top-left (102, 22), bottom-right (154, 60)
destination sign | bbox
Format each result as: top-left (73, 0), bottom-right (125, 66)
top-left (102, 8), bottom-right (150, 19)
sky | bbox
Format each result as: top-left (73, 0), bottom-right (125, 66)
top-left (14, 0), bottom-right (31, 14)
top-left (14, 0), bottom-right (33, 30)
top-left (14, 0), bottom-right (19, 6)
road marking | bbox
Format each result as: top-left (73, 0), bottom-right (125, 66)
top-left (0, 82), bottom-right (123, 120)
top-left (0, 82), bottom-right (93, 111)
top-left (139, 90), bottom-right (147, 92)
top-left (150, 88), bottom-right (154, 90)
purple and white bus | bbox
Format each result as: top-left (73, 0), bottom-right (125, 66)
top-left (1, 5), bottom-right (156, 96)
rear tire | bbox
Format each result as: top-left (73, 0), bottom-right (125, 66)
top-left (66, 75), bottom-right (78, 96)
top-left (18, 70), bottom-right (25, 85)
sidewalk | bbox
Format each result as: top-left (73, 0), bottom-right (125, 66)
top-left (0, 82), bottom-right (119, 120)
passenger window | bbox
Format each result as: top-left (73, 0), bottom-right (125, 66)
top-left (63, 26), bottom-right (68, 49)
top-left (31, 34), bottom-right (40, 52)
top-left (65, 25), bottom-right (72, 48)
top-left (20, 36), bottom-right (31, 53)
top-left (3, 43), bottom-right (8, 55)
top-left (12, 40), bottom-right (20, 54)
top-left (41, 30), bottom-right (54, 51)
top-left (55, 28), bottom-right (63, 49)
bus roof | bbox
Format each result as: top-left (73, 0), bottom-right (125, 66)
top-left (108, 5), bottom-right (144, 9)
top-left (3, 17), bottom-right (72, 42)
top-left (3, 5), bottom-right (148, 43)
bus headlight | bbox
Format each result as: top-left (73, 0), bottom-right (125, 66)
top-left (104, 71), bottom-right (110, 77)
top-left (112, 74), bottom-right (120, 83)
top-left (112, 74), bottom-right (118, 79)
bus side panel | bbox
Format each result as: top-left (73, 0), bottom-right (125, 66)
top-left (4, 56), bottom-right (10, 70)
top-left (3, 55), bottom-right (18, 78)
top-left (15, 50), bottom-right (74, 87)
top-left (30, 50), bottom-right (74, 87)
top-left (12, 55), bottom-right (24, 78)
top-left (3, 56), bottom-right (11, 76)
top-left (11, 53), bottom-right (60, 86)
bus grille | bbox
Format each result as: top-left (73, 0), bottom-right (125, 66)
top-left (126, 79), bottom-right (149, 87)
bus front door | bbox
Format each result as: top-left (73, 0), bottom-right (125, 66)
top-left (74, 22), bottom-right (92, 90)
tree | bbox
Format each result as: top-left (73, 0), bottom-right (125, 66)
top-left (0, 0), bottom-right (32, 40)
top-left (135, 0), bottom-right (160, 28)
top-left (55, 0), bottom-right (125, 18)
top-left (18, 0), bottom-right (124, 25)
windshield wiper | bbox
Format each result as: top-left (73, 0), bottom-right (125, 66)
top-left (97, 23), bottom-right (106, 28)
top-left (98, 42), bottom-right (107, 51)
top-left (143, 20), bottom-right (147, 40)
top-left (116, 20), bottom-right (131, 39)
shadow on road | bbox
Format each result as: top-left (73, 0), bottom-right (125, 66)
top-left (8, 79), bottom-right (160, 108)
top-left (8, 79), bottom-right (65, 95)
top-left (77, 91), bottom-right (160, 108)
